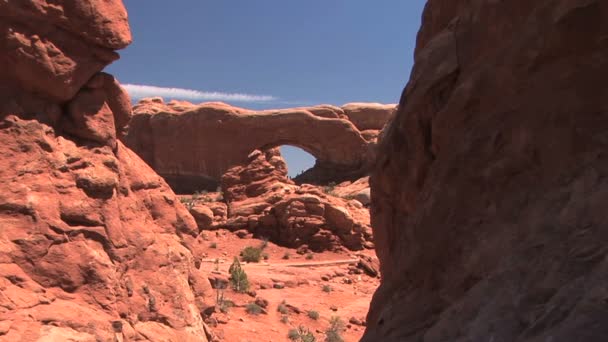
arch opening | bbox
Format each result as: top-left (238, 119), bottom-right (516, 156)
top-left (279, 145), bottom-right (316, 181)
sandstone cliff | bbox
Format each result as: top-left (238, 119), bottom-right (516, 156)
top-left (0, 1), bottom-right (211, 340)
top-left (363, 1), bottom-right (608, 341)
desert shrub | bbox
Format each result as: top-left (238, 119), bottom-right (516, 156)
top-left (324, 316), bottom-right (345, 342)
top-left (209, 242), bottom-right (217, 249)
top-left (180, 196), bottom-right (196, 210)
top-left (215, 289), bottom-right (233, 313)
top-left (288, 329), bottom-right (301, 341)
top-left (308, 310), bottom-right (320, 320)
top-left (322, 182), bottom-right (337, 194)
top-left (241, 246), bottom-right (263, 262)
top-left (322, 285), bottom-right (332, 293)
top-left (306, 253), bottom-right (314, 260)
top-left (277, 301), bottom-right (289, 315)
top-left (282, 252), bottom-right (290, 260)
top-left (289, 326), bottom-right (316, 342)
top-left (246, 302), bottom-right (263, 315)
top-left (229, 257), bottom-right (249, 292)
top-left (219, 298), bottom-right (234, 313)
top-left (281, 315), bottom-right (289, 323)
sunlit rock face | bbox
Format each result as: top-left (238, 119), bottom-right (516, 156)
top-left (0, 1), bottom-right (211, 340)
top-left (124, 99), bottom-right (395, 192)
top-left (364, 0), bottom-right (608, 341)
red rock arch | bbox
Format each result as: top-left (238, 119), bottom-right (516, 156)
top-left (125, 99), bottom-right (392, 193)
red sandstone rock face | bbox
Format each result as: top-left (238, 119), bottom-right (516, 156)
top-left (364, 1), bottom-right (608, 341)
top-left (0, 119), bottom-right (211, 341)
top-left (124, 98), bottom-right (395, 193)
top-left (0, 0), bottom-right (131, 102)
top-left (0, 1), bottom-right (210, 341)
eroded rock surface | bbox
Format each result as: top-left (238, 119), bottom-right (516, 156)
top-left (364, 1), bottom-right (608, 341)
top-left (0, 0), bottom-right (132, 103)
top-left (124, 98), bottom-right (394, 193)
top-left (183, 148), bottom-right (373, 251)
top-left (0, 1), bottom-right (210, 341)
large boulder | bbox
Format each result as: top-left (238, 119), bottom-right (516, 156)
top-left (363, 1), bottom-right (608, 341)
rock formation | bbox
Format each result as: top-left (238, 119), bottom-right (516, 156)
top-left (124, 98), bottom-right (394, 193)
top-left (182, 148), bottom-right (373, 251)
top-left (0, 1), bottom-right (211, 340)
top-left (363, 1), bottom-right (608, 341)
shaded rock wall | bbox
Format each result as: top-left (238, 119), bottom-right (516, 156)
top-left (0, 1), bottom-right (211, 341)
top-left (363, 1), bottom-right (608, 341)
top-left (125, 98), bottom-right (395, 193)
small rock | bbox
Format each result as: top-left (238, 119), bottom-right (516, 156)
top-left (286, 304), bottom-right (301, 314)
top-left (235, 229), bottom-right (249, 238)
top-left (255, 297), bottom-right (269, 308)
top-left (357, 258), bottom-right (378, 277)
top-left (363, 241), bottom-right (375, 249)
top-left (204, 317), bottom-right (218, 327)
top-left (273, 282), bottom-right (285, 289)
top-left (349, 317), bottom-right (364, 326)
top-left (208, 274), bottom-right (229, 289)
top-left (321, 275), bottom-right (330, 281)
top-left (296, 245), bottom-right (309, 255)
top-left (330, 305), bottom-right (338, 311)
top-left (202, 306), bottom-right (216, 318)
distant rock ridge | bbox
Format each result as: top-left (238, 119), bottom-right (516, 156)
top-left (124, 97), bottom-right (395, 193)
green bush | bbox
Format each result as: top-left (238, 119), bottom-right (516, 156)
top-left (218, 298), bottom-right (234, 313)
top-left (322, 285), bottom-right (332, 293)
top-left (322, 182), bottom-right (337, 194)
top-left (324, 316), bottom-right (345, 342)
top-left (246, 303), bottom-right (263, 315)
top-left (278, 301), bottom-right (289, 315)
top-left (288, 329), bottom-right (301, 341)
top-left (180, 196), bottom-right (196, 210)
top-left (281, 315), bottom-right (289, 324)
top-left (229, 257), bottom-right (249, 293)
top-left (307, 310), bottom-right (320, 320)
top-left (289, 326), bottom-right (316, 342)
top-left (241, 246), bottom-right (263, 262)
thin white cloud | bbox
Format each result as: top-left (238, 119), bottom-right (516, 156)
top-left (122, 84), bottom-right (277, 103)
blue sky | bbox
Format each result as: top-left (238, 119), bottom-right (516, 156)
top-left (107, 1), bottom-right (426, 176)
